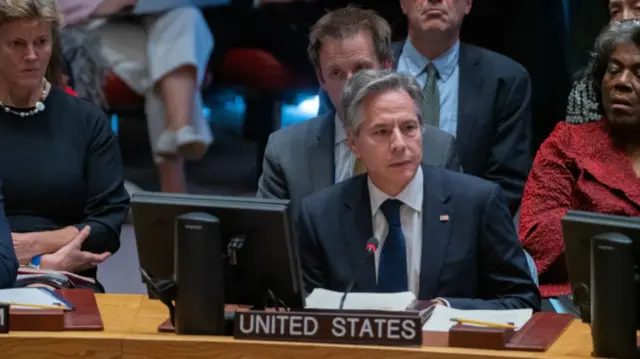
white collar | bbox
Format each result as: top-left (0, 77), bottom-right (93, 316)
top-left (368, 166), bottom-right (423, 215)
top-left (334, 114), bottom-right (347, 144)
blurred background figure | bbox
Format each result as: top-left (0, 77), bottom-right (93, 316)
top-left (58, 0), bottom-right (214, 193)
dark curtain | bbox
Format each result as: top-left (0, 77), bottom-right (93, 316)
top-left (461, 0), bottom-right (571, 151)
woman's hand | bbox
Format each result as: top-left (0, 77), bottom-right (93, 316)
top-left (11, 233), bottom-right (37, 265)
top-left (41, 226), bottom-right (111, 273)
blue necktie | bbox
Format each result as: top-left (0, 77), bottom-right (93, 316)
top-left (377, 199), bottom-right (409, 292)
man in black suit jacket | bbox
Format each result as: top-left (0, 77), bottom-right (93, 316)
top-left (319, 0), bottom-right (533, 215)
top-left (300, 69), bottom-right (539, 310)
top-left (0, 180), bottom-right (18, 289)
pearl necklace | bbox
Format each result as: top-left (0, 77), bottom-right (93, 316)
top-left (0, 80), bottom-right (50, 117)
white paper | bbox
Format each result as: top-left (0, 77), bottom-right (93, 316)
top-left (422, 305), bottom-right (532, 332)
top-left (0, 288), bottom-right (72, 310)
top-left (305, 288), bottom-right (416, 311)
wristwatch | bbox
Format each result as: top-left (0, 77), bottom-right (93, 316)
top-left (29, 255), bottom-right (42, 269)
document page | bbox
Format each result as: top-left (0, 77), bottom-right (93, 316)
top-left (422, 305), bottom-right (533, 332)
top-left (0, 288), bottom-right (72, 310)
top-left (305, 288), bottom-right (416, 311)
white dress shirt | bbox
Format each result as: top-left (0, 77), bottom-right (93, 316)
top-left (334, 115), bottom-right (356, 183)
top-left (367, 167), bottom-right (424, 297)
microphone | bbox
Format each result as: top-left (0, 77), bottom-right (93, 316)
top-left (339, 237), bottom-right (379, 310)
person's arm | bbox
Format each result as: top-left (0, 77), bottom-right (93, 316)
top-left (0, 182), bottom-right (18, 289)
top-left (57, 0), bottom-right (103, 26)
top-left (12, 227), bottom-right (78, 264)
top-left (298, 198), bottom-right (328, 295)
top-left (442, 185), bottom-right (541, 310)
top-left (69, 110), bottom-right (130, 257)
top-left (57, 0), bottom-right (136, 26)
top-left (257, 133), bottom-right (289, 199)
top-left (485, 68), bottom-right (533, 215)
top-left (518, 125), bottom-right (576, 279)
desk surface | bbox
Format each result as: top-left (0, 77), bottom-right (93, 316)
top-left (0, 294), bottom-right (595, 359)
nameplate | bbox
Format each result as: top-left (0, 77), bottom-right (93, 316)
top-left (0, 304), bottom-right (9, 333)
top-left (234, 310), bottom-right (422, 347)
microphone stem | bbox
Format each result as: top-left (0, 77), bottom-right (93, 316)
top-left (339, 252), bottom-right (371, 310)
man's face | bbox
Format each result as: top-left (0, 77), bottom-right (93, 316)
top-left (609, 0), bottom-right (640, 22)
top-left (348, 89), bottom-right (423, 195)
top-left (399, 0), bottom-right (472, 35)
top-left (317, 32), bottom-right (391, 112)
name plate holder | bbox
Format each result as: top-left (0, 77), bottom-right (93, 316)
top-left (0, 304), bottom-right (8, 333)
top-left (448, 324), bottom-right (515, 350)
top-left (233, 308), bottom-right (426, 347)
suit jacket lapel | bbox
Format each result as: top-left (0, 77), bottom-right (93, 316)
top-left (418, 165), bottom-right (453, 300)
top-left (342, 176), bottom-right (377, 291)
top-left (457, 44), bottom-right (483, 159)
top-left (308, 113), bottom-right (335, 192)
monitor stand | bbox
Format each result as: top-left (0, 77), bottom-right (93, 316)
top-left (590, 233), bottom-right (640, 358)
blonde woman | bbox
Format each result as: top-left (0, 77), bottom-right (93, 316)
top-left (0, 0), bottom-right (130, 291)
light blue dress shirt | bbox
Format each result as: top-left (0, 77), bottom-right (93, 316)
top-left (397, 39), bottom-right (460, 137)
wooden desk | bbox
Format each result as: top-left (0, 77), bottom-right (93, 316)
top-left (0, 294), bottom-right (595, 359)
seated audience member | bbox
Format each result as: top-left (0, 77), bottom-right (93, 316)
top-left (565, 0), bottom-right (638, 124)
top-left (318, 0), bottom-right (533, 216)
top-left (299, 69), bottom-right (540, 310)
top-left (258, 7), bottom-right (459, 219)
top-left (0, 180), bottom-right (18, 289)
top-left (0, 0), bottom-right (130, 292)
top-left (519, 19), bottom-right (640, 299)
top-left (57, 0), bottom-right (214, 193)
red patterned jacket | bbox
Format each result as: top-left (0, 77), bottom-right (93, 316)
top-left (519, 120), bottom-right (640, 297)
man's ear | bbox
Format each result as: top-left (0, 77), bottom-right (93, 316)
top-left (382, 59), bottom-right (393, 69)
top-left (347, 130), bottom-right (360, 157)
top-left (464, 0), bottom-right (473, 15)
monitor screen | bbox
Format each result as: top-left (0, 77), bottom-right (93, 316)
top-left (562, 210), bottom-right (640, 322)
top-left (130, 192), bottom-right (304, 309)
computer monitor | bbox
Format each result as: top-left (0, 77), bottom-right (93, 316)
top-left (562, 210), bottom-right (640, 322)
top-left (130, 192), bottom-right (304, 310)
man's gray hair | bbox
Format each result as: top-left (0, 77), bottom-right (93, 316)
top-left (339, 69), bottom-right (424, 135)
top-left (588, 19), bottom-right (640, 109)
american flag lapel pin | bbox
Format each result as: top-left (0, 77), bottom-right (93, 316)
top-left (439, 214), bottom-right (450, 222)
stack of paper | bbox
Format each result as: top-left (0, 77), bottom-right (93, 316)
top-left (0, 288), bottom-right (73, 310)
top-left (305, 288), bottom-right (416, 311)
top-left (18, 267), bottom-right (95, 285)
top-left (422, 305), bottom-right (533, 332)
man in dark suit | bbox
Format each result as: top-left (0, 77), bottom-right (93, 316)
top-left (300, 69), bottom-right (540, 310)
top-left (257, 7), bottom-right (459, 219)
top-left (318, 0), bottom-right (533, 215)
top-left (0, 180), bottom-right (18, 289)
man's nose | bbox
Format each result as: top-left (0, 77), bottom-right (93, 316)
top-left (390, 128), bottom-right (408, 152)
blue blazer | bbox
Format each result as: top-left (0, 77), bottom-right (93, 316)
top-left (297, 165), bottom-right (540, 310)
top-left (0, 179), bottom-right (18, 289)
